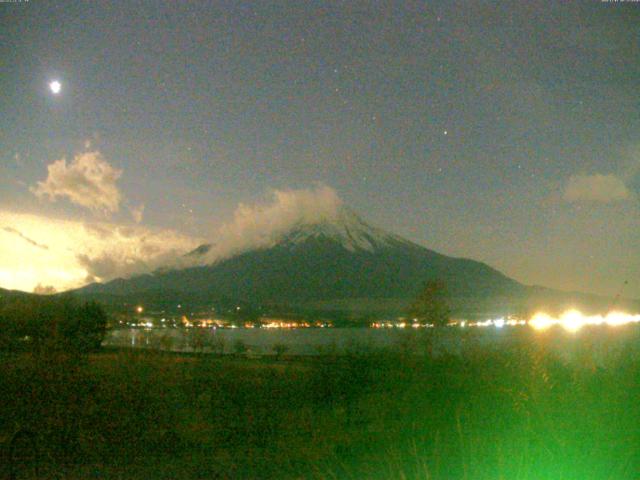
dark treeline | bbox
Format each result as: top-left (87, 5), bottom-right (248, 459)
top-left (0, 294), bottom-right (107, 353)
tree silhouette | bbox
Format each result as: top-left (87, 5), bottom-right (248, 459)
top-left (0, 295), bottom-right (107, 353)
top-left (407, 280), bottom-right (451, 327)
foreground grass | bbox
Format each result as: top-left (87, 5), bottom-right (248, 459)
top-left (1, 328), bottom-right (639, 479)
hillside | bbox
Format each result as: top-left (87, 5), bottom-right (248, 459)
top-left (75, 209), bottom-right (633, 318)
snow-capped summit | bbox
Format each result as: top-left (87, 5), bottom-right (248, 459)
top-left (277, 207), bottom-right (402, 252)
top-left (186, 206), bottom-right (406, 261)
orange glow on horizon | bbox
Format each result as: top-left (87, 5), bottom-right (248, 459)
top-left (0, 209), bottom-right (200, 293)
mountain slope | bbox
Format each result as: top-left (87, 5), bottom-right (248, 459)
top-left (0, 287), bottom-right (35, 300)
top-left (76, 209), bottom-right (528, 315)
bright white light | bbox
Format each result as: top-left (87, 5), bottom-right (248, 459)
top-left (560, 309), bottom-right (584, 333)
top-left (49, 80), bottom-right (61, 94)
top-left (529, 309), bottom-right (640, 332)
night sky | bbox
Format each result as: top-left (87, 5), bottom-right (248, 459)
top-left (1, 1), bottom-right (638, 297)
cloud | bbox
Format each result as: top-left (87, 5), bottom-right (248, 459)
top-left (74, 223), bottom-right (200, 283)
top-left (563, 174), bottom-right (631, 204)
top-left (31, 150), bottom-right (123, 213)
top-left (0, 185), bottom-right (345, 291)
top-left (2, 227), bottom-right (49, 250)
top-left (77, 248), bottom-right (187, 284)
top-left (0, 210), bottom-right (201, 292)
top-left (33, 284), bottom-right (57, 295)
top-left (130, 204), bottom-right (145, 224)
top-left (201, 184), bottom-right (344, 263)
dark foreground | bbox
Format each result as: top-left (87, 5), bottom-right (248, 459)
top-left (1, 328), bottom-right (639, 479)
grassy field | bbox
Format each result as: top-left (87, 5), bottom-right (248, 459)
top-left (1, 328), bottom-right (639, 479)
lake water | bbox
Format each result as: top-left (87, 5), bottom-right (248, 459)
top-left (106, 327), bottom-right (438, 355)
top-left (104, 326), bottom-right (640, 365)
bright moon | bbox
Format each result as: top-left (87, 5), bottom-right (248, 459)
top-left (49, 80), bottom-right (61, 94)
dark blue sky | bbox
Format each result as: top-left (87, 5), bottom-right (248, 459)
top-left (1, 1), bottom-right (638, 295)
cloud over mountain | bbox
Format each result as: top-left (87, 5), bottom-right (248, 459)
top-left (76, 228), bottom-right (196, 284)
top-left (0, 185), bottom-right (349, 291)
top-left (31, 150), bottom-right (123, 213)
top-left (200, 184), bottom-right (344, 263)
top-left (0, 210), bottom-right (200, 292)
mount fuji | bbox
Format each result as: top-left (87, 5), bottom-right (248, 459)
top-left (75, 207), bottom-right (538, 317)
